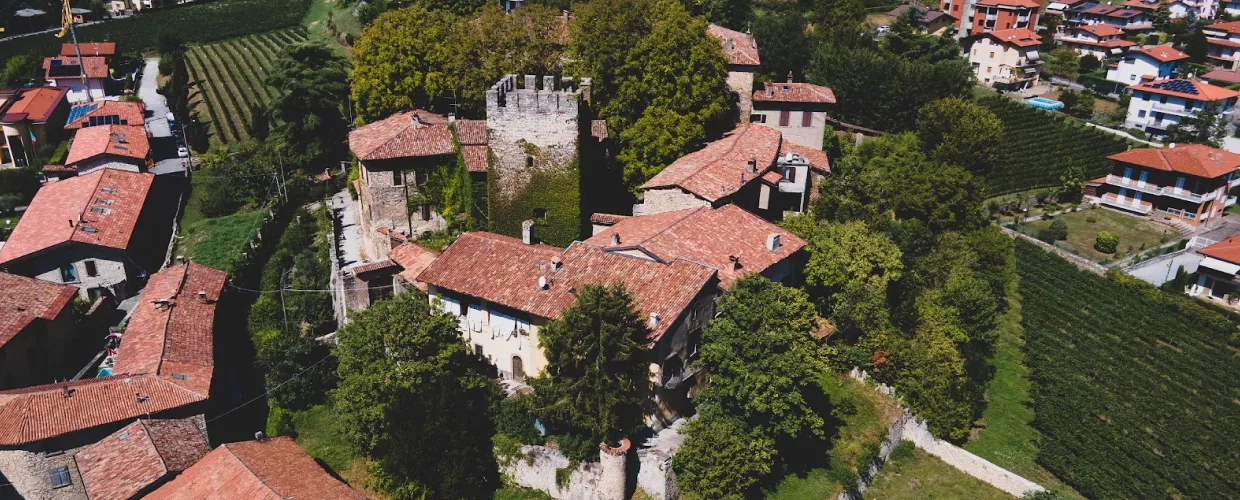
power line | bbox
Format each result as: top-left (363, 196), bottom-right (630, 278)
top-left (225, 281), bottom-right (400, 294)
top-left (206, 352), bottom-right (335, 424)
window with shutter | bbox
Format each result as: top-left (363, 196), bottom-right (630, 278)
top-left (801, 111), bottom-right (812, 127)
top-left (779, 110), bottom-right (790, 127)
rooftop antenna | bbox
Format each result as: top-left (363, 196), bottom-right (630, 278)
top-left (57, 0), bottom-right (92, 102)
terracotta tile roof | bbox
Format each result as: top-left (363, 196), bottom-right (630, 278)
top-left (753, 81), bottom-right (836, 104)
top-left (0, 169), bottom-right (154, 265)
top-left (1060, 36), bottom-right (1136, 48)
top-left (584, 205), bottom-right (805, 289)
top-left (0, 272), bottom-right (77, 349)
top-left (1128, 78), bottom-right (1240, 101)
top-left (65, 100), bottom-right (145, 130)
top-left (976, 0), bottom-right (1040, 7)
top-left (979, 28), bottom-right (1042, 47)
top-left (462, 145), bottom-right (489, 172)
top-left (454, 119), bottom-right (487, 145)
top-left (708, 23), bottom-right (760, 66)
top-left (349, 259), bottom-right (397, 276)
top-left (418, 232), bottom-right (716, 341)
top-left (1134, 45), bottom-right (1190, 63)
top-left (145, 436), bottom-right (366, 500)
top-left (77, 418), bottom-right (210, 500)
top-left (590, 213), bottom-right (629, 225)
top-left (591, 120), bottom-right (608, 140)
top-left (1123, 0), bottom-right (1160, 10)
top-left (760, 170), bottom-right (784, 184)
top-left (388, 243), bottom-right (438, 291)
top-left (61, 42), bottom-right (116, 57)
top-left (1199, 234), bottom-right (1240, 264)
top-left (781, 141), bottom-right (830, 173)
top-left (0, 87), bottom-right (67, 123)
top-left (1208, 37), bottom-right (1240, 48)
top-left (1207, 20), bottom-right (1240, 35)
top-left (43, 56), bottom-right (109, 80)
top-left (641, 124), bottom-right (783, 202)
top-left (0, 374), bottom-right (207, 445)
top-left (1108, 145), bottom-right (1240, 179)
top-left (114, 262), bottom-right (226, 396)
top-left (1203, 69), bottom-right (1240, 84)
top-left (66, 124), bottom-right (150, 165)
top-left (1075, 24), bottom-right (1125, 37)
top-left (348, 110), bottom-right (454, 160)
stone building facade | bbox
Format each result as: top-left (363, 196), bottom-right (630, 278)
top-left (750, 78), bottom-right (836, 151)
top-left (708, 24), bottom-right (761, 123)
top-left (485, 74), bottom-right (588, 198)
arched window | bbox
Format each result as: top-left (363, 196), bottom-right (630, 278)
top-left (512, 355), bottom-right (525, 382)
top-left (526, 156), bottom-right (535, 168)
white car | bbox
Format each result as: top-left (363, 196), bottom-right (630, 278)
top-left (877, 25), bottom-right (891, 33)
top-left (177, 146), bottom-right (189, 158)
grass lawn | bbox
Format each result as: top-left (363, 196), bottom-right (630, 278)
top-left (764, 374), bottom-right (902, 499)
top-left (964, 285), bottom-right (1082, 498)
top-left (1019, 206), bottom-right (1176, 262)
top-left (175, 209), bottom-right (264, 270)
top-left (864, 443), bottom-right (1013, 499)
top-left (1, 213), bottom-right (23, 240)
top-left (290, 405), bottom-right (384, 498)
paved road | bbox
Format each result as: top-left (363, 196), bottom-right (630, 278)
top-left (138, 57), bottom-right (190, 175)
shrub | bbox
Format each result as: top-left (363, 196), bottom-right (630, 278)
top-left (1086, 216), bottom-right (1097, 223)
top-left (1095, 231), bottom-right (1119, 253)
top-left (1144, 34), bottom-right (1161, 45)
top-left (0, 194), bottom-right (22, 214)
top-left (1127, 128), bottom-right (1148, 140)
top-left (1049, 218), bottom-right (1069, 240)
top-left (1037, 229), bottom-right (1058, 245)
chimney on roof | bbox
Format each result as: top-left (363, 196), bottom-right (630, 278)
top-left (729, 254), bottom-right (741, 270)
top-left (747, 155), bottom-right (757, 174)
top-left (255, 431), bottom-right (267, 442)
top-left (766, 234), bottom-right (781, 251)
top-left (550, 256), bottom-right (562, 272)
top-left (63, 386), bottom-right (74, 399)
top-left (725, 38), bottom-right (734, 52)
top-left (610, 233), bottom-right (620, 246)
top-left (765, 82), bottom-right (773, 97)
top-left (538, 275), bottom-right (549, 290)
top-left (448, 113), bottom-right (456, 124)
top-left (648, 312), bottom-right (660, 329)
top-left (411, 113), bottom-right (422, 127)
top-left (787, 71), bottom-right (794, 83)
top-left (198, 290), bottom-right (207, 301)
top-left (522, 220), bottom-right (535, 245)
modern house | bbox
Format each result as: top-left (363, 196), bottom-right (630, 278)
top-left (750, 76), bottom-right (836, 150)
top-left (0, 169), bottom-right (171, 300)
top-left (942, 0), bottom-right (1040, 37)
top-left (1223, 0), bottom-right (1240, 17)
top-left (1094, 144), bottom-right (1240, 224)
top-left (1124, 78), bottom-right (1240, 137)
top-left (1190, 235), bottom-right (1240, 304)
top-left (59, 42), bottom-right (116, 62)
top-left (966, 28), bottom-right (1043, 90)
top-left (0, 272), bottom-right (79, 390)
top-left (63, 124), bottom-right (151, 174)
top-left (1106, 45), bottom-right (1189, 84)
top-left (43, 56), bottom-right (109, 104)
top-left (1204, 21), bottom-right (1240, 70)
top-left (0, 261), bottom-right (224, 500)
top-left (888, 5), bottom-right (954, 33)
top-left (586, 204), bottom-right (807, 290)
top-left (1166, 0), bottom-right (1216, 19)
top-left (707, 24), bottom-right (760, 123)
top-left (417, 231), bottom-right (718, 425)
top-left (145, 436), bottom-right (366, 499)
top-left (1056, 24), bottom-right (1136, 60)
top-left (349, 110), bottom-right (457, 261)
top-left (634, 124), bottom-right (830, 221)
top-left (63, 100), bottom-right (145, 131)
top-left (0, 86), bottom-right (70, 168)
top-left (1062, 3), bottom-right (1152, 32)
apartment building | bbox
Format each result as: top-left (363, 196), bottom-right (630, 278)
top-left (1124, 78), bottom-right (1239, 137)
top-left (967, 28), bottom-right (1043, 90)
top-left (942, 0), bottom-right (1040, 37)
top-left (1095, 144), bottom-right (1240, 224)
top-left (1056, 24), bottom-right (1135, 60)
top-left (1106, 45), bottom-right (1189, 84)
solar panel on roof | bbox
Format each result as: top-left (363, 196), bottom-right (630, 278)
top-left (67, 103), bottom-right (100, 124)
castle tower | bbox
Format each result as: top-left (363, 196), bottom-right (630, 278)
top-left (485, 74), bottom-right (588, 198)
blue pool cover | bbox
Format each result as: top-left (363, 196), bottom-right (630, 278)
top-left (1026, 97), bottom-right (1064, 111)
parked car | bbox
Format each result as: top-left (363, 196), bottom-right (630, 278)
top-left (877, 25), bottom-right (891, 33)
top-left (177, 146), bottom-right (189, 158)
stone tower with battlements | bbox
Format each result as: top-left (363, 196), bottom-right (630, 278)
top-left (485, 74), bottom-right (589, 197)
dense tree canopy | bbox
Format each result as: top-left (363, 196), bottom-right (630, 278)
top-left (334, 292), bottom-right (500, 499)
top-left (266, 42), bottom-right (349, 168)
top-left (751, 9), bottom-right (813, 81)
top-left (531, 283), bottom-right (650, 461)
top-left (673, 416), bottom-right (776, 500)
top-left (450, 4), bottom-right (566, 114)
top-left (916, 98), bottom-right (1003, 176)
top-left (1167, 101), bottom-right (1229, 147)
top-left (349, 4), bottom-right (460, 121)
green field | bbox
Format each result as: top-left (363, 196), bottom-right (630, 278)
top-left (863, 443), bottom-right (1013, 499)
top-left (1018, 206), bottom-right (1178, 262)
top-left (1016, 240), bottom-right (1240, 499)
top-left (0, 0), bottom-right (310, 64)
top-left (185, 27), bottom-right (309, 145)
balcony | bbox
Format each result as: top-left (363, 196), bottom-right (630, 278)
top-left (1230, 177), bottom-right (1240, 188)
top-left (1100, 193), bottom-right (1153, 214)
top-left (1124, 21), bottom-right (1154, 30)
top-left (1148, 102), bottom-right (1197, 116)
top-left (1104, 174), bottom-right (1219, 203)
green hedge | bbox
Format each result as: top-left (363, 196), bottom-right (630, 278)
top-left (0, 0), bottom-right (310, 64)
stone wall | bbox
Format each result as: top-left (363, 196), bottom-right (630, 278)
top-left (356, 161), bottom-right (446, 261)
top-left (17, 246), bottom-right (133, 300)
top-left (633, 188), bottom-right (711, 216)
top-left (485, 74), bottom-right (585, 199)
top-left (502, 442), bottom-right (623, 499)
top-left (727, 70), bottom-right (755, 123)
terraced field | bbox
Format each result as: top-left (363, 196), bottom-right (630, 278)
top-left (186, 28), bottom-right (310, 145)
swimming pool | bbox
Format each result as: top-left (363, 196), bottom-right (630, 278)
top-left (1025, 96), bottom-right (1065, 111)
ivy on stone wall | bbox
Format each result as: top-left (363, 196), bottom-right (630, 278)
top-left (489, 167), bottom-right (581, 248)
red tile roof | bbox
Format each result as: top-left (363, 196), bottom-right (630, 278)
top-left (1208, 37), bottom-right (1240, 48)
top-left (77, 418), bottom-right (210, 500)
top-left (1134, 45), bottom-right (1190, 63)
top-left (417, 232), bottom-right (716, 341)
top-left (114, 262), bottom-right (226, 396)
top-left (979, 28), bottom-right (1042, 48)
top-left (462, 145), bottom-right (489, 173)
top-left (1203, 69), bottom-right (1240, 84)
top-left (1074, 24), bottom-right (1125, 37)
top-left (0, 374), bottom-right (207, 445)
top-left (43, 56), bottom-right (109, 80)
top-left (781, 141), bottom-right (830, 174)
top-left (453, 119), bottom-right (487, 145)
top-left (348, 110), bottom-right (454, 160)
top-left (0, 87), bottom-right (68, 123)
top-left (1108, 144), bottom-right (1240, 179)
top-left (65, 100), bottom-right (146, 130)
top-left (641, 124), bottom-right (782, 202)
top-left (1129, 78), bottom-right (1240, 101)
top-left (388, 243), bottom-right (438, 291)
top-left (66, 124), bottom-right (150, 165)
top-left (760, 170), bottom-right (784, 185)
top-left (1199, 234), bottom-right (1240, 264)
top-left (0, 272), bottom-right (77, 349)
top-left (145, 437), bottom-right (366, 500)
top-left (753, 82), bottom-right (836, 104)
top-left (708, 24), bottom-right (760, 66)
top-left (1207, 20), bottom-right (1240, 35)
top-left (584, 205), bottom-right (805, 289)
top-left (591, 119), bottom-right (608, 140)
top-left (976, 0), bottom-right (1040, 7)
top-left (61, 42), bottom-right (116, 57)
top-left (0, 169), bottom-right (154, 265)
top-left (590, 213), bottom-right (629, 225)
